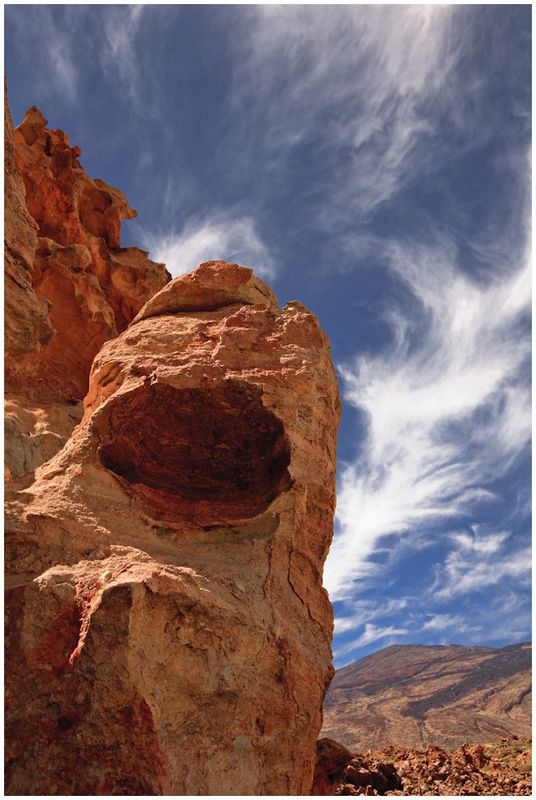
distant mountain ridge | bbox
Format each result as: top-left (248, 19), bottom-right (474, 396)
top-left (321, 642), bottom-right (531, 752)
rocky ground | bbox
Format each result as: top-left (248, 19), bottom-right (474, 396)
top-left (336, 737), bottom-right (532, 796)
top-left (312, 736), bottom-right (532, 796)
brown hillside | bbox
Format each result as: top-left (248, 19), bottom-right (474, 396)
top-left (322, 643), bottom-right (531, 752)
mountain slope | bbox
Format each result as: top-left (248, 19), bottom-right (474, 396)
top-left (321, 642), bottom-right (531, 752)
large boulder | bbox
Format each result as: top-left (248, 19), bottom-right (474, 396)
top-left (5, 260), bottom-right (341, 794)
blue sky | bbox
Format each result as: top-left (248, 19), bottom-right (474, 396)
top-left (5, 4), bottom-right (531, 668)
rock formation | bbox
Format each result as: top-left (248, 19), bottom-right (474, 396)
top-left (4, 82), bottom-right (54, 373)
top-left (6, 100), bottom-right (170, 402)
top-left (5, 93), bottom-right (341, 795)
top-left (311, 738), bottom-right (355, 795)
top-left (5, 90), bottom-right (170, 486)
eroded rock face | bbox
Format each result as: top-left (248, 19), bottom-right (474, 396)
top-left (4, 92), bottom-right (171, 497)
top-left (5, 260), bottom-right (341, 795)
top-left (4, 83), bottom-right (54, 363)
top-left (7, 103), bottom-right (170, 402)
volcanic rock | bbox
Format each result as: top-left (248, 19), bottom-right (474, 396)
top-left (311, 738), bottom-right (355, 795)
top-left (4, 82), bottom-right (54, 363)
top-left (7, 102), bottom-right (170, 402)
top-left (132, 258), bottom-right (278, 322)
top-left (327, 737), bottom-right (532, 796)
top-left (5, 260), bottom-right (341, 794)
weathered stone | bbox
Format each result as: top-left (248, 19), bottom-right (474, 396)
top-left (7, 103), bottom-right (170, 401)
top-left (328, 739), bottom-right (532, 796)
top-left (131, 258), bottom-right (278, 322)
top-left (311, 738), bottom-right (355, 795)
top-left (4, 394), bottom-right (84, 482)
top-left (5, 261), bottom-right (341, 794)
top-left (4, 82), bottom-right (54, 366)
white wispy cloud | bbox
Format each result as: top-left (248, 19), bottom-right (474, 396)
top-left (324, 233), bottom-right (531, 603)
top-left (420, 614), bottom-right (469, 633)
top-left (100, 5), bottom-right (169, 119)
top-left (141, 214), bottom-right (277, 280)
top-left (230, 5), bottom-right (462, 219)
top-left (334, 598), bottom-right (409, 636)
top-left (335, 622), bottom-right (409, 659)
top-left (433, 528), bottom-right (531, 600)
top-left (102, 5), bottom-right (144, 91)
top-left (6, 6), bottom-right (79, 101)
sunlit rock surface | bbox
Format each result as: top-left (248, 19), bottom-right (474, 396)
top-left (5, 245), bottom-right (341, 788)
top-left (4, 84), bottom-right (54, 368)
top-left (7, 102), bottom-right (169, 402)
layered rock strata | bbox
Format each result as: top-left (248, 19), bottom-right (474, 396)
top-left (5, 258), bottom-right (341, 794)
top-left (322, 643), bottom-right (532, 753)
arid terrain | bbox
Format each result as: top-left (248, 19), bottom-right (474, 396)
top-left (312, 735), bottom-right (532, 795)
top-left (314, 642), bottom-right (531, 795)
top-left (322, 642), bottom-right (531, 752)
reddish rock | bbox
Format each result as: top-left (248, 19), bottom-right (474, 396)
top-left (132, 258), bottom-right (278, 321)
top-left (5, 261), bottom-right (341, 794)
top-left (4, 393), bottom-right (84, 482)
top-left (4, 83), bottom-right (54, 364)
top-left (4, 91), bottom-right (172, 507)
top-left (311, 738), bottom-right (355, 795)
top-left (325, 738), bottom-right (532, 796)
top-left (7, 103), bottom-right (170, 401)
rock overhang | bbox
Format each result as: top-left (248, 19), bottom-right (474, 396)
top-left (94, 379), bottom-right (293, 526)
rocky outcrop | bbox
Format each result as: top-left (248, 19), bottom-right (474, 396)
top-left (6, 102), bottom-right (170, 403)
top-left (5, 258), bottom-right (341, 794)
top-left (326, 737), bottom-right (532, 796)
top-left (5, 93), bottom-right (170, 494)
top-left (4, 83), bottom-right (54, 365)
top-left (322, 643), bottom-right (532, 753)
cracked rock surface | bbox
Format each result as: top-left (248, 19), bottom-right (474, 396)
top-left (5, 254), bottom-right (341, 793)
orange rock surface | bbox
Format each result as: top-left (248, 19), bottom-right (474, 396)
top-left (7, 103), bottom-right (170, 401)
top-left (4, 83), bottom-right (54, 364)
top-left (5, 259), bottom-right (341, 793)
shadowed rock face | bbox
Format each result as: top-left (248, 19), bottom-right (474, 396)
top-left (97, 381), bottom-right (293, 523)
top-left (5, 259), bottom-right (341, 794)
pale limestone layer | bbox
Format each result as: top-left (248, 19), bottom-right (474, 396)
top-left (5, 261), bottom-right (341, 795)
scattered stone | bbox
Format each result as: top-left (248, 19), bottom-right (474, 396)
top-left (325, 737), bottom-right (532, 796)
